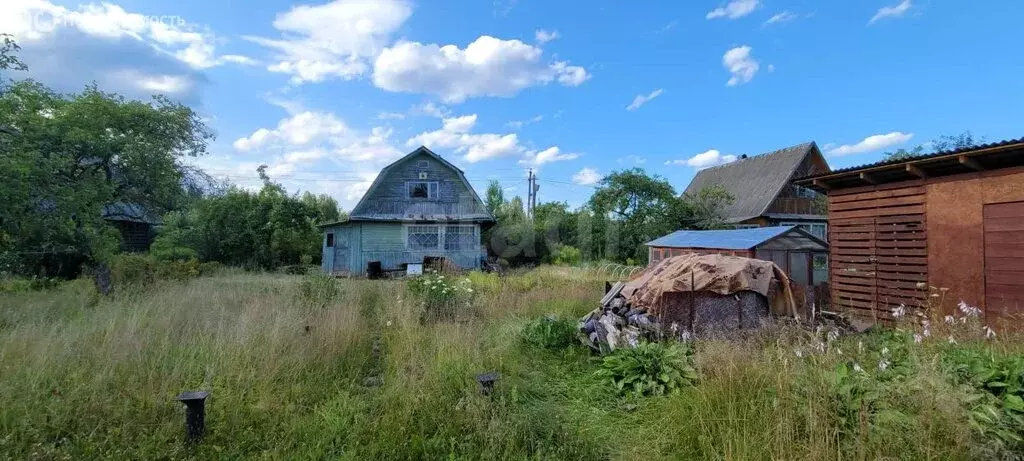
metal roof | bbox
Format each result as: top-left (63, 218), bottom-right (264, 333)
top-left (101, 202), bottom-right (163, 225)
top-left (796, 137), bottom-right (1024, 191)
top-left (683, 142), bottom-right (824, 222)
top-left (646, 226), bottom-right (825, 250)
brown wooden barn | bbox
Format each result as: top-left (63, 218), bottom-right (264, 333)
top-left (796, 138), bottom-right (1024, 325)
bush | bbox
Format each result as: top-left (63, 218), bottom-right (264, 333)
top-left (0, 276), bottom-right (61, 293)
top-left (408, 271), bottom-right (475, 321)
top-left (552, 245), bottom-right (582, 266)
top-left (595, 342), bottom-right (698, 397)
top-left (522, 314), bottom-right (579, 349)
top-left (942, 347), bottom-right (1024, 455)
top-left (297, 272), bottom-right (341, 308)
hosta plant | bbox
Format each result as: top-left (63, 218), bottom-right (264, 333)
top-left (596, 341), bottom-right (698, 397)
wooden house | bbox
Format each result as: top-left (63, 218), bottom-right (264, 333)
top-left (646, 226), bottom-right (830, 286)
top-left (796, 137), bottom-right (1024, 325)
top-left (101, 202), bottom-right (162, 252)
top-left (319, 146), bottom-right (494, 275)
top-left (683, 142), bottom-right (831, 240)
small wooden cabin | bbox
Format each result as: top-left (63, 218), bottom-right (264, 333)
top-left (646, 226), bottom-right (830, 286)
top-left (796, 137), bottom-right (1024, 324)
top-left (319, 146), bottom-right (494, 275)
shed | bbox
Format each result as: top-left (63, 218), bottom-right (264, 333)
top-left (101, 202), bottom-right (162, 252)
top-left (796, 137), bottom-right (1024, 325)
top-left (646, 226), bottom-right (829, 286)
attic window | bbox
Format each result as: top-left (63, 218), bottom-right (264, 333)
top-left (418, 160), bottom-right (429, 169)
top-left (407, 181), bottom-right (438, 199)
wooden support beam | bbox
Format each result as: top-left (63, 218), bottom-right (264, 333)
top-left (859, 172), bottom-right (877, 185)
top-left (959, 155), bottom-right (984, 171)
top-left (906, 164), bottom-right (928, 178)
top-left (812, 178), bottom-right (831, 191)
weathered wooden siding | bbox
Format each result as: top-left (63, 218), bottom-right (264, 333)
top-left (350, 151), bottom-right (489, 220)
top-left (322, 222), bottom-right (482, 274)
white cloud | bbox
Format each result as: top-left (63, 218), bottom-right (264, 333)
top-left (506, 114), bottom-right (544, 130)
top-left (826, 132), bottom-right (914, 156)
top-left (869, 0), bottom-right (912, 24)
top-left (413, 102), bottom-right (449, 118)
top-left (707, 0), bottom-right (760, 19)
top-left (372, 35), bottom-right (590, 103)
top-left (723, 46), bottom-right (760, 86)
top-left (233, 111), bottom-right (349, 151)
top-left (0, 0), bottom-right (253, 101)
top-left (626, 88), bottom-right (664, 111)
top-left (220, 54), bottom-right (260, 66)
top-left (407, 113), bottom-right (523, 162)
top-left (617, 155), bottom-right (646, 165)
top-left (245, 0), bottom-right (412, 83)
top-left (764, 11), bottom-right (798, 26)
top-left (519, 146), bottom-right (580, 167)
top-left (534, 29), bottom-right (559, 44)
top-left (572, 168), bottom-right (601, 185)
top-left (666, 149), bottom-right (738, 169)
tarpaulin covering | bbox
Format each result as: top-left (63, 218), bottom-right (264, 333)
top-left (622, 253), bottom-right (797, 318)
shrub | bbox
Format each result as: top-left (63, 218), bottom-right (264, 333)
top-left (108, 254), bottom-right (203, 287)
top-left (552, 245), bottom-right (581, 266)
top-left (942, 347), bottom-right (1024, 455)
top-left (595, 342), bottom-right (698, 397)
top-left (408, 271), bottom-right (475, 321)
top-left (522, 314), bottom-right (579, 349)
top-left (0, 277), bottom-right (61, 293)
top-left (297, 272), bottom-right (341, 308)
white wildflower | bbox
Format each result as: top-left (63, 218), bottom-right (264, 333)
top-left (881, 347), bottom-right (890, 356)
top-left (835, 347), bottom-right (843, 355)
top-left (815, 342), bottom-right (826, 353)
top-left (858, 341), bottom-right (864, 354)
top-left (853, 363), bottom-right (864, 373)
top-left (958, 300), bottom-right (981, 318)
top-left (891, 304), bottom-right (906, 319)
top-left (913, 333), bottom-right (923, 344)
top-left (878, 359), bottom-right (891, 371)
top-left (386, 320), bottom-right (393, 327)
top-left (948, 336), bottom-right (957, 345)
top-left (984, 326), bottom-right (996, 339)
top-left (827, 329), bottom-right (840, 343)
top-left (794, 349), bottom-right (803, 358)
top-left (944, 315), bottom-right (956, 325)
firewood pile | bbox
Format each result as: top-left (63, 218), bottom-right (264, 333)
top-left (579, 282), bottom-right (662, 352)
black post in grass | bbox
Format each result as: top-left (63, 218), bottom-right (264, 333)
top-left (176, 391), bottom-right (210, 443)
top-left (476, 372), bottom-right (499, 396)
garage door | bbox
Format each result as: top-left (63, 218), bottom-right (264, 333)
top-left (984, 201), bottom-right (1024, 322)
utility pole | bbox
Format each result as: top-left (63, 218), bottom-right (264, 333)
top-left (532, 172), bottom-right (539, 217)
top-left (526, 169), bottom-right (534, 219)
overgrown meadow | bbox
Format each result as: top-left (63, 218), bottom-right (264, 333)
top-left (1, 267), bottom-right (1023, 460)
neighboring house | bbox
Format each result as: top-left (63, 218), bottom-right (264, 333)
top-left (796, 137), bottom-right (1024, 325)
top-left (646, 226), bottom-right (830, 286)
top-left (101, 202), bottom-right (162, 252)
top-left (683, 142), bottom-right (831, 240)
top-left (319, 146), bottom-right (495, 275)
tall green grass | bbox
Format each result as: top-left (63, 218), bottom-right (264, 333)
top-left (0, 267), bottom-right (1019, 459)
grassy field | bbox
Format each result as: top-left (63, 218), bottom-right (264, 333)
top-left (1, 267), bottom-right (1022, 460)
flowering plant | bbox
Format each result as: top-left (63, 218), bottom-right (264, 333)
top-left (408, 270), bottom-right (475, 320)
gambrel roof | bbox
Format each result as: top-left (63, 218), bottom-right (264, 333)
top-left (683, 142), bottom-right (824, 223)
top-left (345, 146), bottom-right (494, 223)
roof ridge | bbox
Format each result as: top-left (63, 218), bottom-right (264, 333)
top-left (695, 141), bottom-right (815, 173)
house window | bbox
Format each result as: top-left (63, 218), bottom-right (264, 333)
top-left (326, 233), bottom-right (334, 247)
top-left (407, 181), bottom-right (438, 199)
top-left (418, 160), bottom-right (429, 169)
top-left (735, 224), bottom-right (760, 229)
top-left (444, 225), bottom-right (476, 251)
top-left (407, 225), bottom-right (440, 250)
top-left (782, 222), bottom-right (828, 241)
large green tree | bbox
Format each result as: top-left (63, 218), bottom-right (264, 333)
top-left (588, 168), bottom-right (679, 263)
top-left (0, 43), bottom-right (213, 275)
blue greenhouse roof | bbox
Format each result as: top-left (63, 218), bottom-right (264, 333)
top-left (646, 226), bottom-right (808, 250)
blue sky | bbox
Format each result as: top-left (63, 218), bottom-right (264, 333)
top-left (4, 0), bottom-right (1023, 209)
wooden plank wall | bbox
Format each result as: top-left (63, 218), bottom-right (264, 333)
top-left (829, 185), bottom-right (928, 320)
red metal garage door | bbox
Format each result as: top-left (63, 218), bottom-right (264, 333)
top-left (984, 201), bottom-right (1024, 323)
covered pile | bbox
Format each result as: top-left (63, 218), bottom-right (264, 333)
top-left (580, 253), bottom-right (797, 352)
